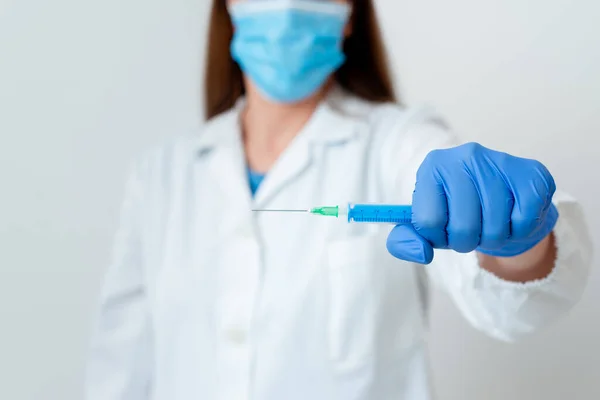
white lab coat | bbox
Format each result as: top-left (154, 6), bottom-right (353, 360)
top-left (85, 87), bottom-right (593, 400)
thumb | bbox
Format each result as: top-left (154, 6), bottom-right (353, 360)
top-left (386, 224), bottom-right (434, 264)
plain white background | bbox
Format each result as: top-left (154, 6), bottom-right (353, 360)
top-left (0, 0), bottom-right (598, 398)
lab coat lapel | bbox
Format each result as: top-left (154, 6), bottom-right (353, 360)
top-left (253, 92), bottom-right (360, 209)
top-left (195, 109), bottom-right (254, 235)
top-left (208, 147), bottom-right (252, 216)
top-left (251, 135), bottom-right (313, 208)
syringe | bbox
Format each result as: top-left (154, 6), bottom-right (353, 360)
top-left (252, 203), bottom-right (412, 224)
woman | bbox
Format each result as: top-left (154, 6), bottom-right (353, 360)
top-left (86, 0), bottom-right (592, 399)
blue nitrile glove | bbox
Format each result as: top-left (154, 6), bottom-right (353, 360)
top-left (386, 142), bottom-right (559, 264)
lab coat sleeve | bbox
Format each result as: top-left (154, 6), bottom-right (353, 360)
top-left (85, 160), bottom-right (153, 399)
top-left (378, 107), bottom-right (593, 342)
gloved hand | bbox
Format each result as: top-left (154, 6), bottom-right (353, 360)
top-left (386, 142), bottom-right (559, 264)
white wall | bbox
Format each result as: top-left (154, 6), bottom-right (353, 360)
top-left (0, 1), bottom-right (209, 398)
top-left (0, 0), bottom-right (598, 399)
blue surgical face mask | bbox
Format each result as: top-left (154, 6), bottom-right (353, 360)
top-left (229, 0), bottom-right (351, 103)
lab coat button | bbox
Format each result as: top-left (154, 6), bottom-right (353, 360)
top-left (225, 328), bottom-right (247, 344)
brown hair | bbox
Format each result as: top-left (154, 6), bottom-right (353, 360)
top-left (204, 0), bottom-right (398, 120)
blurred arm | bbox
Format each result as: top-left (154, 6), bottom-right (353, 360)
top-left (378, 108), bottom-right (593, 341)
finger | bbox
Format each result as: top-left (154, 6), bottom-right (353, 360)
top-left (510, 160), bottom-right (555, 240)
top-left (471, 163), bottom-right (513, 250)
top-left (445, 170), bottom-right (482, 253)
top-left (387, 224), bottom-right (434, 264)
top-left (412, 156), bottom-right (449, 249)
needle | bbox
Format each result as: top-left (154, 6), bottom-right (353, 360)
top-left (251, 209), bottom-right (309, 212)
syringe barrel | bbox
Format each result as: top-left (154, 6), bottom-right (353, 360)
top-left (347, 203), bottom-right (412, 224)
